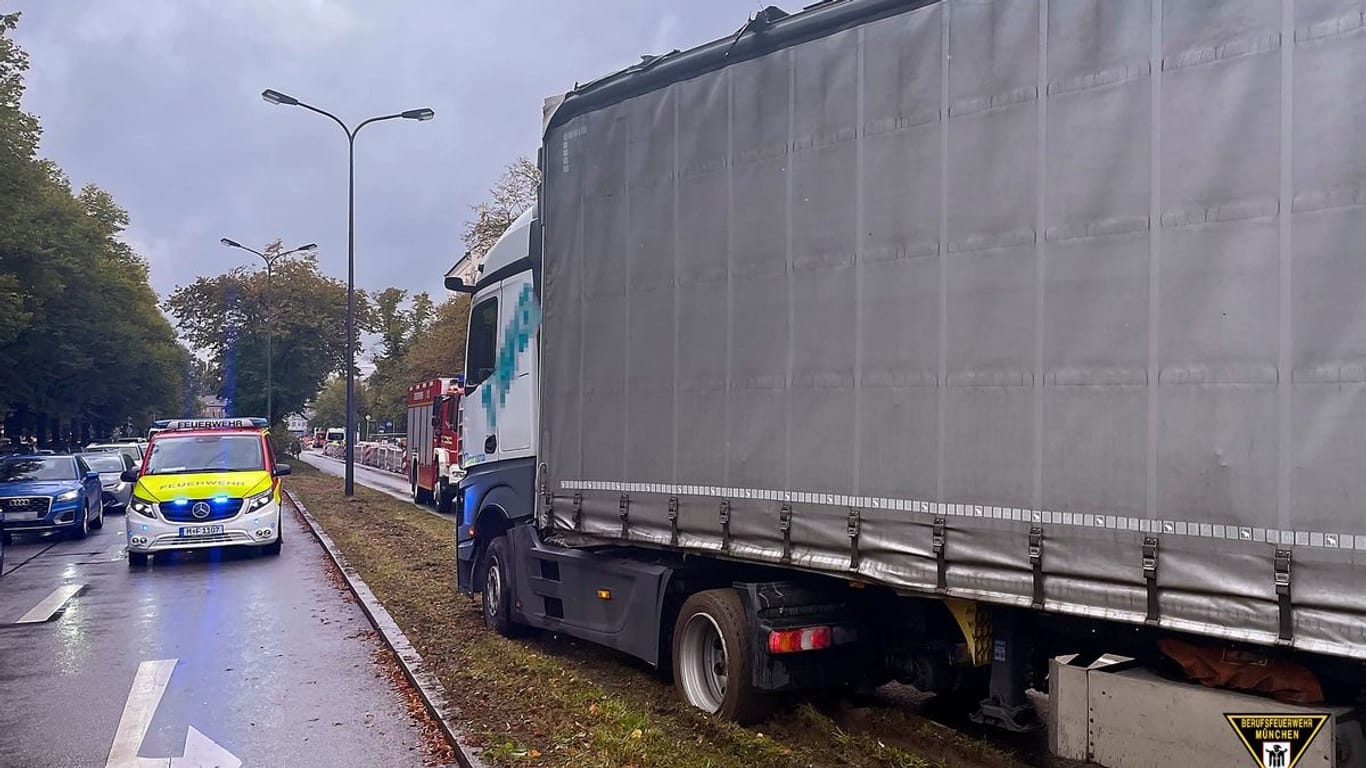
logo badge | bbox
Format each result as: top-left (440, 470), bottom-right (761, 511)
top-left (1226, 713), bottom-right (1329, 768)
top-left (191, 502), bottom-right (212, 520)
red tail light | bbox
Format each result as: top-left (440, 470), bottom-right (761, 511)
top-left (767, 626), bottom-right (833, 654)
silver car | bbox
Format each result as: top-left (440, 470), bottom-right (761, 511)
top-left (84, 442), bottom-right (143, 465)
top-left (76, 452), bottom-right (135, 512)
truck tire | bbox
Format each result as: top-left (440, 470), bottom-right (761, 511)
top-left (410, 463), bottom-right (433, 505)
top-left (435, 481), bottom-right (454, 514)
top-left (671, 588), bottom-right (772, 724)
top-left (480, 536), bottom-right (523, 637)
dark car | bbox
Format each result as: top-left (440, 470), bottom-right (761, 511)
top-left (76, 452), bottom-right (135, 512)
top-left (0, 455), bottom-right (104, 542)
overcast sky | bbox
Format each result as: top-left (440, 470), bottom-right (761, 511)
top-left (11, 0), bottom-right (756, 299)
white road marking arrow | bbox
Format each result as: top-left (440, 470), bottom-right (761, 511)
top-left (106, 659), bottom-right (242, 768)
top-left (16, 583), bottom-right (82, 623)
top-left (169, 726), bottom-right (242, 768)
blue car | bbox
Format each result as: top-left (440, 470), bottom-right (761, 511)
top-left (0, 455), bottom-right (105, 542)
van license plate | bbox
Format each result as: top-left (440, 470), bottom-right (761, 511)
top-left (178, 525), bottom-right (224, 537)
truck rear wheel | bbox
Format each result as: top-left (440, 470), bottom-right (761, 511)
top-left (671, 588), bottom-right (772, 724)
top-left (410, 464), bottom-right (433, 505)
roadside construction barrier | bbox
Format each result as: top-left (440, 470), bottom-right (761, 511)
top-left (319, 441), bottom-right (407, 476)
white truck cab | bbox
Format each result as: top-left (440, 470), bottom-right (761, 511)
top-left (446, 206), bottom-right (540, 587)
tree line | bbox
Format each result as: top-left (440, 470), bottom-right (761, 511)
top-left (0, 12), bottom-right (189, 446)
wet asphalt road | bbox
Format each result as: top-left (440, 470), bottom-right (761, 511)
top-left (298, 453), bottom-right (412, 504)
top-left (0, 502), bottom-right (433, 767)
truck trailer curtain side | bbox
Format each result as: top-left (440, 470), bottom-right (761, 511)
top-left (537, 0), bottom-right (1366, 662)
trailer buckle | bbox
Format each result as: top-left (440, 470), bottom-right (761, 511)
top-left (667, 496), bottom-right (680, 546)
top-left (932, 517), bottom-right (948, 591)
top-left (572, 491), bottom-right (583, 531)
top-left (1142, 535), bottom-right (1160, 624)
top-left (847, 508), bottom-right (862, 572)
top-left (779, 502), bottom-right (793, 563)
top-left (1274, 548), bottom-right (1293, 644)
top-left (618, 493), bottom-right (631, 539)
top-left (719, 499), bottom-right (732, 552)
top-left (1028, 526), bottom-right (1044, 609)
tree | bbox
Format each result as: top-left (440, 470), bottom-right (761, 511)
top-left (405, 295), bottom-right (471, 383)
top-left (462, 156), bottom-right (539, 262)
top-left (165, 252), bottom-right (368, 425)
top-left (310, 376), bottom-right (368, 432)
top-left (0, 12), bottom-right (188, 443)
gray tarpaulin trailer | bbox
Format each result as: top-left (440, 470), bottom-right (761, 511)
top-left (458, 0), bottom-right (1366, 734)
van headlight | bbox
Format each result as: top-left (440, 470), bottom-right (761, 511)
top-left (56, 489), bottom-right (81, 501)
top-left (244, 488), bottom-right (274, 513)
top-left (129, 496), bottom-right (157, 519)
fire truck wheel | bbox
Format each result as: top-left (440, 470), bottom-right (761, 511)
top-left (436, 481), bottom-right (455, 513)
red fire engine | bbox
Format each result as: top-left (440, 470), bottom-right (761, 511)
top-left (405, 378), bottom-right (463, 513)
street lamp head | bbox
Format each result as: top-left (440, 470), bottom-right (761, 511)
top-left (299, 243), bottom-right (318, 251)
top-left (220, 237), bottom-right (242, 248)
top-left (400, 108), bottom-right (435, 122)
top-left (261, 89), bottom-right (299, 106)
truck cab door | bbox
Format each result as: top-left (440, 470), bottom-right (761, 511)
top-left (461, 282), bottom-right (502, 469)
top-left (493, 270), bottom-right (538, 458)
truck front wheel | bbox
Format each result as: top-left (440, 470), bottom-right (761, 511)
top-left (671, 588), bottom-right (772, 724)
top-left (480, 536), bottom-right (523, 637)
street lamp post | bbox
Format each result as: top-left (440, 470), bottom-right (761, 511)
top-left (219, 239), bottom-right (317, 426)
top-left (364, 414), bottom-right (372, 442)
top-left (261, 88), bottom-right (434, 498)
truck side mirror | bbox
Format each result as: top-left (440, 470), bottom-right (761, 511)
top-left (273, 463), bottom-right (292, 477)
top-left (120, 469), bottom-right (139, 483)
top-left (444, 276), bottom-right (477, 294)
top-left (432, 416), bottom-right (441, 428)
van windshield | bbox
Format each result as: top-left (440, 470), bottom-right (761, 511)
top-left (144, 435), bottom-right (265, 475)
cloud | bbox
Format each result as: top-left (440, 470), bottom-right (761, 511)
top-left (12, 0), bottom-right (751, 303)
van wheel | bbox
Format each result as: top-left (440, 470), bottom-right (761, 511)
top-left (672, 588), bottom-right (772, 724)
top-left (480, 536), bottom-right (523, 637)
top-left (128, 551), bottom-right (148, 566)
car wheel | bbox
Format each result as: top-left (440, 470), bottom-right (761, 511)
top-left (128, 551), bottom-right (148, 566)
top-left (91, 502), bottom-right (104, 530)
top-left (70, 505), bottom-right (90, 540)
top-left (480, 536), bottom-right (524, 637)
top-left (1, 532), bottom-right (11, 546)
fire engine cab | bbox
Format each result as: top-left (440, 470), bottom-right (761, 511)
top-left (405, 378), bottom-right (463, 513)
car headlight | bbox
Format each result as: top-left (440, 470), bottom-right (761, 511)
top-left (56, 489), bottom-right (81, 501)
top-left (244, 488), bottom-right (274, 513)
top-left (129, 496), bottom-right (157, 519)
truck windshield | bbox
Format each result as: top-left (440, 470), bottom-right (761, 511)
top-left (144, 435), bottom-right (265, 475)
top-left (0, 457), bottom-right (76, 482)
top-left (465, 297), bottom-right (498, 388)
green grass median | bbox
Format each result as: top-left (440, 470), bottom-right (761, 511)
top-left (286, 463), bottom-right (1019, 768)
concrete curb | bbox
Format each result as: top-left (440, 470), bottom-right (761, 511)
top-left (286, 489), bottom-right (487, 768)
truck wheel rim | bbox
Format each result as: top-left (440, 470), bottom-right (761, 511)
top-left (679, 613), bottom-right (727, 713)
top-left (485, 556), bottom-right (503, 618)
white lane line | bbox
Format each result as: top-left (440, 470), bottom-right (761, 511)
top-left (106, 658), bottom-right (177, 768)
top-left (15, 583), bottom-right (83, 624)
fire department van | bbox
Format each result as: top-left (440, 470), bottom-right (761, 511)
top-left (123, 418), bottom-right (291, 565)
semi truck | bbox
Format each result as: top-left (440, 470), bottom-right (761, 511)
top-left (446, 0), bottom-right (1366, 747)
top-left (406, 377), bottom-right (464, 513)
